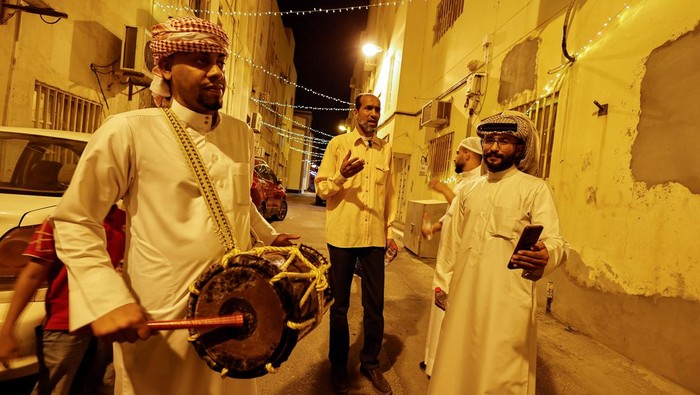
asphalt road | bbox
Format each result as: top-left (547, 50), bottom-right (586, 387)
top-left (3, 193), bottom-right (685, 394)
top-left (258, 192), bottom-right (434, 395)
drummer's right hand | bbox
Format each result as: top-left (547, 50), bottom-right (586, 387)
top-left (91, 303), bottom-right (152, 343)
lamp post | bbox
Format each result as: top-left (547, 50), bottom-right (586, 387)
top-left (362, 43), bottom-right (383, 57)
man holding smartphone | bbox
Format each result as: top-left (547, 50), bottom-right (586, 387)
top-left (428, 111), bottom-right (568, 395)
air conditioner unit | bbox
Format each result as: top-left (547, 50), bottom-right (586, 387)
top-left (420, 100), bottom-right (451, 128)
top-left (120, 26), bottom-right (153, 80)
top-left (250, 112), bottom-right (263, 132)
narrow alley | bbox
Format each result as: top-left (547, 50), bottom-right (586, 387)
top-left (258, 193), bottom-right (689, 395)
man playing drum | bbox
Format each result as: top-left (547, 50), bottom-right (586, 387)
top-left (52, 16), bottom-right (298, 395)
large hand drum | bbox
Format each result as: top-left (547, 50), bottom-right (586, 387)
top-left (186, 244), bottom-right (333, 378)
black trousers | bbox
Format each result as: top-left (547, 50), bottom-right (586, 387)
top-left (327, 244), bottom-right (385, 370)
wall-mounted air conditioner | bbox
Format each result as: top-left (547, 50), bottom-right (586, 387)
top-left (120, 26), bottom-right (153, 81)
top-left (250, 112), bottom-right (263, 132)
top-left (420, 100), bottom-right (451, 128)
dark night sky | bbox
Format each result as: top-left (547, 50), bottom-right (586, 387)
top-left (277, 1), bottom-right (369, 146)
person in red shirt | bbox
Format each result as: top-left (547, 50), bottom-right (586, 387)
top-left (0, 205), bottom-right (125, 395)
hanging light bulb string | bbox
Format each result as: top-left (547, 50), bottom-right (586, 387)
top-left (251, 97), bottom-right (352, 112)
top-left (528, 1), bottom-right (635, 114)
top-left (257, 100), bottom-right (339, 140)
top-left (269, 131), bottom-right (326, 158)
top-left (262, 121), bottom-right (330, 149)
top-left (235, 52), bottom-right (352, 106)
top-left (154, 1), bottom-right (425, 18)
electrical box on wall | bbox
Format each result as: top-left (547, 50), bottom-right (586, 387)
top-left (465, 73), bottom-right (484, 97)
top-left (404, 200), bottom-right (447, 258)
top-left (420, 100), bottom-right (451, 128)
top-left (464, 73), bottom-right (485, 115)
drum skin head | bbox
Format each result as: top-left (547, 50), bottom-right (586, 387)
top-left (187, 254), bottom-right (300, 378)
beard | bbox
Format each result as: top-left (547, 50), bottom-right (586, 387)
top-left (198, 93), bottom-right (224, 111)
top-left (484, 152), bottom-right (517, 172)
top-left (454, 162), bottom-right (464, 174)
top-left (358, 120), bottom-right (377, 134)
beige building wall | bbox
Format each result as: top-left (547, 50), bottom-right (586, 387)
top-left (288, 110), bottom-right (312, 193)
top-left (246, 0), bottom-right (297, 183)
top-left (0, 0), bottom-right (293, 176)
top-left (359, 0), bottom-right (700, 391)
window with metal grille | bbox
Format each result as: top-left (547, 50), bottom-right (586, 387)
top-left (511, 91), bottom-right (559, 179)
top-left (433, 0), bottom-right (464, 45)
top-left (32, 81), bottom-right (102, 133)
top-left (428, 132), bottom-right (454, 179)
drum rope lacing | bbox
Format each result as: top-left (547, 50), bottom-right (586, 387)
top-left (163, 108), bottom-right (331, 376)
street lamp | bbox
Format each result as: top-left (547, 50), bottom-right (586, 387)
top-left (338, 124), bottom-right (348, 133)
top-left (362, 43), bottom-right (383, 57)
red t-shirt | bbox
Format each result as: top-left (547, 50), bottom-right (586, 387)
top-left (23, 207), bottom-right (126, 331)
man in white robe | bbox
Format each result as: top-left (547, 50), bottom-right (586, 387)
top-left (428, 111), bottom-right (568, 395)
top-left (421, 136), bottom-right (483, 377)
top-left (52, 17), bottom-right (297, 395)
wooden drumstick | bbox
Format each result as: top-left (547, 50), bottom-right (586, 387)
top-left (146, 313), bottom-right (244, 330)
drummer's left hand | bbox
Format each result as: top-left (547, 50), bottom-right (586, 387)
top-left (271, 233), bottom-right (301, 247)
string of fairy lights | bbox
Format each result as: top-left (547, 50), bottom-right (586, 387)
top-left (233, 51), bottom-right (352, 106)
top-left (257, 101), bottom-right (338, 140)
top-left (154, 1), bottom-right (423, 18)
top-left (526, 2), bottom-right (634, 115)
top-left (152, 1), bottom-right (636, 167)
top-left (261, 121), bottom-right (329, 151)
top-left (263, 124), bottom-right (326, 159)
top-left (152, 1), bottom-right (370, 161)
top-left (255, 100), bottom-right (337, 160)
top-left (252, 98), bottom-right (351, 112)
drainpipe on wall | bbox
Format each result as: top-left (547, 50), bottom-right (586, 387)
top-left (2, 11), bottom-right (21, 126)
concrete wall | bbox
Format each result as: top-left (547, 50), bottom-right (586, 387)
top-left (288, 111), bottom-right (312, 193)
top-left (246, 0), bottom-right (297, 175)
top-left (0, 1), bottom-right (294, 186)
top-left (546, 1), bottom-right (700, 391)
top-left (361, 0), bottom-right (700, 391)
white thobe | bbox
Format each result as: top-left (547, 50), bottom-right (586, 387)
top-left (428, 166), bottom-right (567, 395)
top-left (423, 165), bottom-right (483, 375)
top-left (53, 100), bottom-right (277, 395)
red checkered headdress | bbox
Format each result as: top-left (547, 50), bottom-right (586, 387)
top-left (148, 17), bottom-right (230, 107)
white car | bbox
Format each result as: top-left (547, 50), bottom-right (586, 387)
top-left (0, 126), bottom-right (90, 382)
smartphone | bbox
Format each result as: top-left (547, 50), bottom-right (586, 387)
top-left (507, 225), bottom-right (544, 269)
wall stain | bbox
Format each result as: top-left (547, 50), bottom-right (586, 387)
top-left (585, 186), bottom-right (598, 206)
top-left (581, 152), bottom-right (592, 171)
top-left (631, 23), bottom-right (700, 194)
top-left (497, 38), bottom-right (539, 104)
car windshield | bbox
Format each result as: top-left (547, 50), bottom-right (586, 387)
top-left (0, 132), bottom-right (86, 196)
